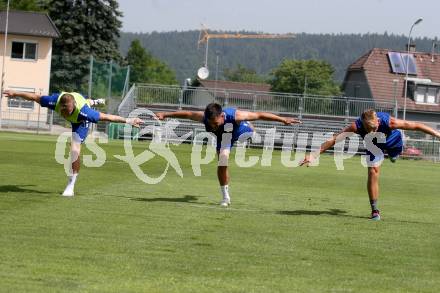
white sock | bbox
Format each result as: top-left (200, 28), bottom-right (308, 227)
top-left (220, 185), bottom-right (230, 200)
top-left (67, 173), bottom-right (78, 189)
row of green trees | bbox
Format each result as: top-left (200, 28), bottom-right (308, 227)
top-left (223, 60), bottom-right (341, 96)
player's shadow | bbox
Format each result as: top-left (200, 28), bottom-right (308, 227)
top-left (131, 195), bottom-right (199, 203)
top-left (0, 185), bottom-right (49, 194)
top-left (277, 209), bottom-right (433, 224)
top-left (277, 209), bottom-right (366, 219)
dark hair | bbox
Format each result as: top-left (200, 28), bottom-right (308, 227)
top-left (204, 103), bottom-right (223, 120)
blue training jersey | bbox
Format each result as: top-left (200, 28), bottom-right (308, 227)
top-left (203, 107), bottom-right (253, 149)
top-left (40, 93), bottom-right (100, 124)
top-left (203, 108), bottom-right (239, 137)
top-left (355, 112), bottom-right (402, 149)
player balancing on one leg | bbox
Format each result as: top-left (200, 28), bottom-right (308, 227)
top-left (156, 103), bottom-right (301, 207)
top-left (300, 109), bottom-right (440, 221)
top-left (3, 90), bottom-right (142, 197)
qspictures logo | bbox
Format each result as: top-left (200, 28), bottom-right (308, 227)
top-left (55, 108), bottom-right (390, 184)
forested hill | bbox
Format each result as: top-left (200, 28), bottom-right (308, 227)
top-left (119, 31), bottom-right (438, 84)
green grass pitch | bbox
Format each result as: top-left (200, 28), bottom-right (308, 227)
top-left (0, 132), bottom-right (439, 292)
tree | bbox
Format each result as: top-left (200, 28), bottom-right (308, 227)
top-left (125, 39), bottom-right (177, 85)
top-left (223, 64), bottom-right (267, 84)
top-left (0, 0), bottom-right (46, 11)
top-left (45, 0), bottom-right (123, 91)
top-left (269, 59), bottom-right (341, 96)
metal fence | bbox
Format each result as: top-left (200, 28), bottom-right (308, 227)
top-left (0, 105), bottom-right (52, 132)
top-left (113, 84), bottom-right (439, 161)
top-left (118, 84), bottom-right (137, 117)
top-left (111, 112), bottom-right (440, 162)
top-left (133, 83), bottom-right (398, 120)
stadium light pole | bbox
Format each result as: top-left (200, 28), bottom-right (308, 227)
top-left (214, 50), bottom-right (220, 97)
top-left (0, 0), bottom-right (10, 129)
top-left (403, 17), bottom-right (423, 122)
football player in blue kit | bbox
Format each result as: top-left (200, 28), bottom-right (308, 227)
top-left (3, 90), bottom-right (142, 197)
top-left (156, 103), bottom-right (301, 206)
top-left (301, 109), bottom-right (440, 220)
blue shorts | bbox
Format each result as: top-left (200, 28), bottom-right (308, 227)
top-left (217, 121), bottom-right (254, 151)
top-left (71, 121), bottom-right (91, 143)
top-left (366, 145), bottom-right (403, 163)
top-left (365, 130), bottom-right (403, 164)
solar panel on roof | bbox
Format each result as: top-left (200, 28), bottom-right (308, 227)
top-left (401, 53), bottom-right (417, 75)
top-left (387, 52), bottom-right (417, 75)
top-left (388, 52), bottom-right (405, 73)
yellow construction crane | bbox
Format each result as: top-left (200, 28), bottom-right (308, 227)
top-left (196, 25), bottom-right (295, 79)
top-left (198, 28), bottom-right (295, 46)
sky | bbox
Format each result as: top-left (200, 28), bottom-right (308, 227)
top-left (117, 0), bottom-right (439, 39)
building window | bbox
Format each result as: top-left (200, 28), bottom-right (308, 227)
top-left (11, 41), bottom-right (38, 60)
top-left (414, 85), bottom-right (439, 105)
top-left (7, 97), bottom-right (34, 109)
top-left (7, 87), bottom-right (35, 109)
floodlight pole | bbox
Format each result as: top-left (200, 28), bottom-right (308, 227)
top-left (214, 51), bottom-right (220, 97)
top-left (107, 59), bottom-right (113, 100)
top-left (403, 18), bottom-right (423, 122)
top-left (0, 0), bottom-right (10, 129)
top-left (393, 79), bottom-right (399, 118)
top-left (88, 55), bottom-right (93, 99)
top-left (204, 38), bottom-right (209, 69)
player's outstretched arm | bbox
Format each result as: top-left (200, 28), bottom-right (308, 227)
top-left (3, 90), bottom-right (42, 103)
top-left (155, 111), bottom-right (204, 122)
top-left (390, 118), bottom-right (440, 139)
top-left (99, 113), bottom-right (142, 128)
top-left (300, 123), bottom-right (357, 167)
top-left (235, 110), bottom-right (301, 125)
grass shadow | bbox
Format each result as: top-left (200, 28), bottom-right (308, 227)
top-left (277, 209), bottom-right (367, 219)
top-left (276, 209), bottom-right (433, 224)
top-left (0, 185), bottom-right (50, 194)
top-left (131, 195), bottom-right (200, 203)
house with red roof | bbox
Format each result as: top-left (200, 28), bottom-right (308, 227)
top-left (342, 46), bottom-right (440, 123)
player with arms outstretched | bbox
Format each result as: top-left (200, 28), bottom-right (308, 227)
top-left (3, 90), bottom-right (142, 197)
top-left (301, 109), bottom-right (440, 220)
top-left (156, 103), bottom-right (301, 206)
